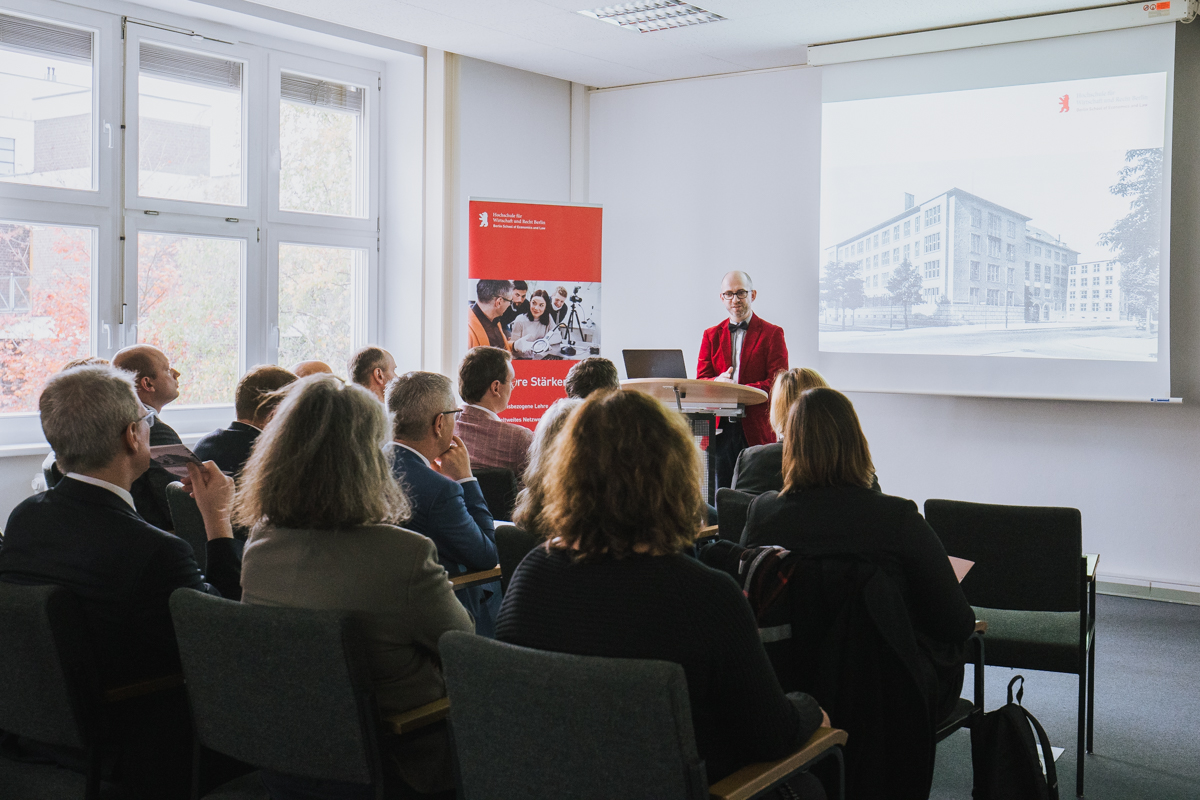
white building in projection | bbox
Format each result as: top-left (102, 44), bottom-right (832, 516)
top-left (1069, 259), bottom-right (1124, 320)
top-left (825, 189), bottom-right (1084, 322)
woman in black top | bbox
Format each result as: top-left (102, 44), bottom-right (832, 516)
top-left (740, 387), bottom-right (975, 718)
top-left (496, 389), bottom-right (828, 789)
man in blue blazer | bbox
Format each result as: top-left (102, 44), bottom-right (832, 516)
top-left (387, 371), bottom-right (501, 637)
top-left (0, 363), bottom-right (241, 799)
top-left (194, 365), bottom-right (297, 475)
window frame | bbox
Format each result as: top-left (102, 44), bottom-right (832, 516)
top-left (267, 51), bottom-right (378, 232)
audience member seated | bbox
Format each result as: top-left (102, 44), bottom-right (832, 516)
top-left (0, 364), bottom-right (240, 799)
top-left (194, 365), bottom-right (297, 476)
top-left (237, 374), bottom-right (469, 799)
top-left (348, 345), bottom-right (398, 401)
top-left (740, 387), bottom-right (974, 720)
top-left (467, 279), bottom-right (514, 351)
top-left (732, 367), bottom-right (881, 495)
top-left (289, 360), bottom-right (333, 378)
top-left (510, 289), bottom-right (560, 358)
top-left (388, 372), bottom-right (501, 638)
top-left (454, 346), bottom-right (534, 476)
top-left (112, 344), bottom-right (184, 530)
top-left (511, 398), bottom-right (582, 539)
top-left (496, 389), bottom-right (829, 793)
top-left (41, 357), bottom-right (112, 489)
top-left (564, 355), bottom-right (620, 399)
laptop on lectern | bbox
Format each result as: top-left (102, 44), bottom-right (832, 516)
top-left (623, 349), bottom-right (688, 380)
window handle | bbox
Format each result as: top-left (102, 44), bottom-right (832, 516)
top-left (104, 122), bottom-right (113, 149)
top-left (102, 322), bottom-right (112, 350)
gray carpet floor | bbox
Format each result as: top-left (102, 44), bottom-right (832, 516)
top-left (931, 594), bottom-right (1200, 799)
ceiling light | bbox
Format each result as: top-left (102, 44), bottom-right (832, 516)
top-left (579, 1), bottom-right (727, 33)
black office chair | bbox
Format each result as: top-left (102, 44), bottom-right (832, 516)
top-left (439, 630), bottom-right (847, 800)
top-left (167, 482), bottom-right (208, 572)
top-left (495, 525), bottom-right (539, 595)
top-left (474, 468), bottom-right (519, 522)
top-left (924, 499), bottom-right (1096, 798)
top-left (715, 487), bottom-right (753, 543)
top-left (169, 589), bottom-right (449, 800)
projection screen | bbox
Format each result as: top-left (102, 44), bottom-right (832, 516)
top-left (817, 24), bottom-right (1174, 401)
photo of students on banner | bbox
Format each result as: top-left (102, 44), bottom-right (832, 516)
top-left (468, 278), bottom-right (601, 361)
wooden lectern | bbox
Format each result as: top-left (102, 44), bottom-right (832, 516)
top-left (620, 378), bottom-right (768, 505)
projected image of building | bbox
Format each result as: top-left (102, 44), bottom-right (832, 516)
top-left (1069, 259), bottom-right (1124, 321)
top-left (824, 188), bottom-right (1083, 324)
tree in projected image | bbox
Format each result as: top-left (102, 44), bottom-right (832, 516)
top-left (277, 243), bottom-right (352, 376)
top-left (0, 225), bottom-right (90, 413)
top-left (821, 260), bottom-right (864, 328)
top-left (279, 102), bottom-right (356, 216)
top-left (137, 234), bottom-right (240, 406)
top-left (887, 260), bottom-right (923, 330)
top-left (1099, 148), bottom-right (1162, 322)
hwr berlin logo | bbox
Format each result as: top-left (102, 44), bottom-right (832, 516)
top-left (1058, 94), bottom-right (1070, 113)
top-left (479, 211), bottom-right (488, 227)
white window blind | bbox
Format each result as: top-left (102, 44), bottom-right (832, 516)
top-left (0, 11), bottom-right (92, 62)
top-left (140, 41), bottom-right (242, 91)
top-left (281, 72), bottom-right (363, 114)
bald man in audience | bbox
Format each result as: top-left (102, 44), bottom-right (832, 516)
top-left (194, 366), bottom-right (297, 476)
top-left (347, 346), bottom-right (397, 402)
top-left (112, 344), bottom-right (184, 530)
top-left (289, 360), bottom-right (333, 378)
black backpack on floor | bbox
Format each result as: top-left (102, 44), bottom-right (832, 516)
top-left (971, 675), bottom-right (1060, 800)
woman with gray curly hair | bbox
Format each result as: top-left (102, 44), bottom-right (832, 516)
top-left (237, 374), bottom-right (471, 800)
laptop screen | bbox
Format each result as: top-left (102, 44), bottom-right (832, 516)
top-left (622, 349), bottom-right (688, 380)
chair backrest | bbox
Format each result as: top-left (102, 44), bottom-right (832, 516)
top-left (495, 525), bottom-right (538, 594)
top-left (474, 468), bottom-right (519, 522)
top-left (168, 589), bottom-right (382, 786)
top-left (166, 482), bottom-right (207, 572)
top-left (715, 488), bottom-right (752, 543)
top-left (0, 583), bottom-right (96, 750)
top-left (440, 630), bottom-right (708, 800)
top-left (924, 499), bottom-right (1082, 612)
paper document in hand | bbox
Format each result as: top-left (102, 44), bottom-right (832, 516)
top-left (149, 444), bottom-right (202, 477)
top-left (948, 556), bottom-right (974, 583)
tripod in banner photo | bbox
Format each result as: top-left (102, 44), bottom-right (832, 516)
top-left (557, 286), bottom-right (599, 357)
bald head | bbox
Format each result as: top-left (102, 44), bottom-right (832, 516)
top-left (722, 270), bottom-right (754, 290)
top-left (719, 271), bottom-right (756, 324)
top-left (290, 360), bottom-right (333, 378)
top-left (112, 344), bottom-right (180, 412)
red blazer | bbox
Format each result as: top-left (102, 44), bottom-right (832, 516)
top-left (696, 314), bottom-right (789, 447)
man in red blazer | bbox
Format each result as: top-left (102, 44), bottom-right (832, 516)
top-left (697, 271), bottom-right (789, 488)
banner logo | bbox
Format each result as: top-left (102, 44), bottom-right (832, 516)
top-left (1058, 94), bottom-right (1070, 113)
top-left (479, 211), bottom-right (488, 227)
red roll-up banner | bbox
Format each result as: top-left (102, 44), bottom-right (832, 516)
top-left (468, 199), bottom-right (603, 430)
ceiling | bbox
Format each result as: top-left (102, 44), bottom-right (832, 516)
top-left (241, 0), bottom-right (1126, 87)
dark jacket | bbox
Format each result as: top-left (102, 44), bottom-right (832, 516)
top-left (390, 445), bottom-right (501, 637)
top-left (194, 421), bottom-right (260, 476)
top-left (0, 477), bottom-right (241, 684)
top-left (130, 416), bottom-right (182, 530)
top-left (732, 442), bottom-right (881, 495)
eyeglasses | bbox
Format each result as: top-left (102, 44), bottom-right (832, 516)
top-left (721, 290), bottom-right (750, 300)
top-left (137, 407), bottom-right (157, 428)
top-left (433, 408), bottom-right (463, 425)
top-left (498, 296), bottom-right (513, 306)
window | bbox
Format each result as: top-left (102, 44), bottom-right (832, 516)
top-left (970, 207), bottom-right (982, 228)
top-left (903, 220), bottom-right (911, 237)
top-left (1006, 243), bottom-right (1016, 262)
top-left (1080, 264), bottom-right (1088, 274)
top-left (0, 137), bottom-right (14, 177)
top-left (1107, 263), bottom-right (1114, 271)
top-left (987, 288), bottom-right (999, 305)
top-left (1034, 287), bottom-right (1041, 297)
top-left (1007, 220), bottom-right (1017, 238)
top-left (874, 255), bottom-right (879, 268)
top-left (892, 247), bottom-right (899, 262)
top-left (1093, 303), bottom-right (1100, 311)
top-left (1008, 267), bottom-right (1015, 285)
top-left (1106, 302), bottom-right (1112, 311)
top-left (1093, 276), bottom-right (1101, 286)
top-left (872, 274), bottom-right (878, 287)
top-left (1106, 275), bottom-right (1113, 285)
top-left (279, 72), bottom-right (368, 217)
top-left (987, 264), bottom-right (1000, 282)
top-left (1053, 251), bottom-right (1060, 262)
top-left (913, 215), bottom-right (920, 232)
top-left (1069, 291), bottom-right (1075, 300)
top-left (970, 261), bottom-right (980, 280)
top-left (1034, 246), bottom-right (1042, 256)
top-left (1105, 289), bottom-right (1112, 298)
top-left (873, 234), bottom-right (879, 248)
top-left (988, 236), bottom-right (1001, 258)
top-left (1025, 242), bottom-right (1031, 254)
top-left (881, 250), bottom-right (890, 266)
top-left (969, 287), bottom-right (980, 301)
top-left (970, 234), bottom-right (982, 254)
top-left (923, 287), bottom-right (939, 299)
top-left (276, 241), bottom-right (365, 370)
top-left (923, 260), bottom-right (940, 278)
top-left (1069, 304), bottom-right (1075, 311)
top-left (893, 225), bottom-right (900, 240)
top-left (987, 213), bottom-right (1000, 236)
top-left (881, 229), bottom-right (889, 245)
top-left (1007, 291), bottom-right (1015, 305)
top-left (1025, 262), bottom-right (1030, 279)
top-left (1070, 265), bottom-right (1077, 275)
top-left (1069, 278), bottom-right (1075, 287)
top-left (924, 205), bottom-right (940, 225)
top-left (857, 240), bottom-right (864, 254)
top-left (903, 244), bottom-right (910, 262)
top-left (1034, 264), bottom-right (1041, 281)
top-left (924, 233), bottom-right (940, 253)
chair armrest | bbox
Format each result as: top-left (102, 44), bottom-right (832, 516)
top-left (974, 619), bottom-right (987, 634)
top-left (102, 673), bottom-right (184, 703)
top-left (1085, 553), bottom-right (1099, 581)
top-left (708, 727), bottom-right (848, 800)
top-left (450, 566), bottom-right (502, 589)
top-left (696, 524), bottom-right (719, 540)
top-left (384, 697), bottom-right (450, 735)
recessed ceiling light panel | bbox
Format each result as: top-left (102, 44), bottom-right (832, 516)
top-left (579, 1), bottom-right (727, 33)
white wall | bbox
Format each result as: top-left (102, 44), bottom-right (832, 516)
top-left (589, 39), bottom-right (1200, 589)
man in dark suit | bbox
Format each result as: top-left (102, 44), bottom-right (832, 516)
top-left (194, 365), bottom-right (297, 475)
top-left (111, 344), bottom-right (183, 529)
top-left (387, 371), bottom-right (501, 637)
top-left (697, 271), bottom-right (789, 488)
top-left (0, 364), bottom-right (241, 799)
